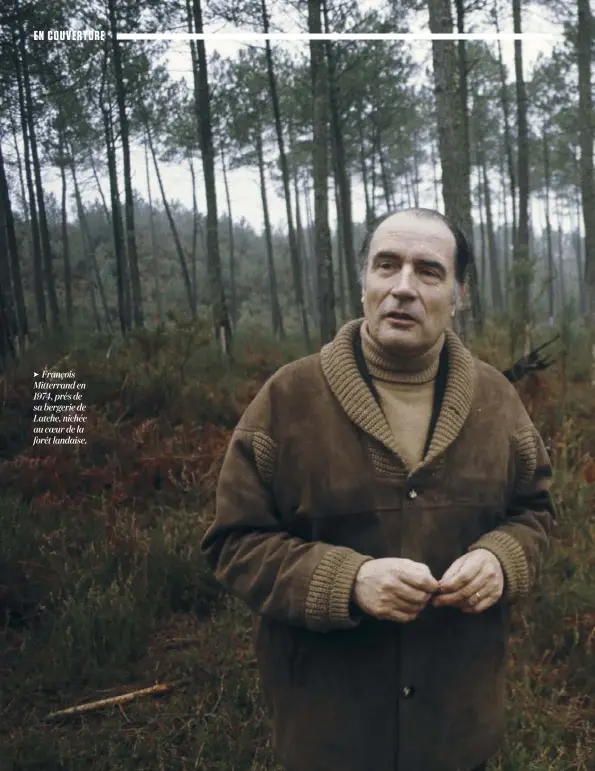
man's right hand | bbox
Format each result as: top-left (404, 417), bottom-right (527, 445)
top-left (352, 558), bottom-right (439, 623)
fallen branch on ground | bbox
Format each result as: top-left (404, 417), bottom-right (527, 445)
top-left (43, 678), bottom-right (191, 721)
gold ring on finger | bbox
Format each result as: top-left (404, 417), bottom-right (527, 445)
top-left (475, 591), bottom-right (481, 602)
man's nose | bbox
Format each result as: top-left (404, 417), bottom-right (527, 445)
top-left (390, 266), bottom-right (417, 297)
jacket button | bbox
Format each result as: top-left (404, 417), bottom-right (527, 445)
top-left (402, 686), bottom-right (415, 698)
top-left (407, 489), bottom-right (417, 500)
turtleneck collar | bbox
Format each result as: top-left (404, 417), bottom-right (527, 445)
top-left (360, 320), bottom-right (445, 384)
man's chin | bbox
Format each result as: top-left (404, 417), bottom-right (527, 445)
top-left (378, 327), bottom-right (421, 353)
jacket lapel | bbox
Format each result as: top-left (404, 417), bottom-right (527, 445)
top-left (320, 319), bottom-right (477, 474)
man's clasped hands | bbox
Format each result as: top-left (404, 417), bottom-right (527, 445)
top-left (353, 549), bottom-right (505, 623)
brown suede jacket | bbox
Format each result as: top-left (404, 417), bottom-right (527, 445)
top-left (200, 319), bottom-right (556, 771)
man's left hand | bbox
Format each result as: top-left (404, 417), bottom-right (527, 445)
top-left (432, 549), bottom-right (504, 613)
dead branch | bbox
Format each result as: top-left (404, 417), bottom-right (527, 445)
top-left (42, 679), bottom-right (190, 721)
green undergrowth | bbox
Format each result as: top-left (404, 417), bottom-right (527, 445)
top-left (0, 319), bottom-right (593, 769)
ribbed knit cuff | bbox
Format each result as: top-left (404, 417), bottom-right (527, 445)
top-left (304, 548), bottom-right (374, 632)
top-left (468, 530), bottom-right (530, 603)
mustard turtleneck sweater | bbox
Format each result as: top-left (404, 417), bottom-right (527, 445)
top-left (360, 321), bottom-right (445, 470)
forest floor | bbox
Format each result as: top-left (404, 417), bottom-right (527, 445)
top-left (0, 319), bottom-right (594, 771)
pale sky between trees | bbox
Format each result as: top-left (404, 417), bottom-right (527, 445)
top-left (42, 0), bottom-right (566, 236)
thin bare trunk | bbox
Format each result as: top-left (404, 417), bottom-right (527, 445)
top-left (476, 162), bottom-right (486, 304)
top-left (577, 0), bottom-right (595, 383)
top-left (15, 3), bottom-right (60, 330)
top-left (59, 137), bottom-right (73, 326)
top-left (303, 176), bottom-right (319, 327)
top-left (255, 128), bottom-right (284, 338)
top-left (100, 50), bottom-right (130, 334)
top-left (555, 194), bottom-right (566, 312)
top-left (191, 0), bottom-right (232, 355)
top-left (334, 176), bottom-right (346, 322)
top-left (70, 160), bottom-right (112, 333)
top-left (147, 125), bottom-right (195, 318)
top-left (0, 140), bottom-right (27, 344)
top-left (512, 0), bottom-right (531, 339)
top-left (220, 139), bottom-right (237, 328)
top-left (89, 154), bottom-right (111, 221)
top-left (495, 13), bottom-right (517, 251)
top-left (481, 152), bottom-right (503, 312)
top-left (309, 0), bottom-right (336, 343)
top-left (144, 139), bottom-right (163, 323)
top-left (12, 28), bottom-right (45, 331)
top-left (188, 154), bottom-right (199, 306)
top-left (323, 8), bottom-right (362, 319)
top-left (431, 141), bottom-right (440, 210)
top-left (262, 0), bottom-right (309, 346)
top-left (429, 0), bottom-right (482, 338)
top-left (358, 118), bottom-right (373, 227)
top-left (542, 122), bottom-right (555, 321)
top-left (108, 0), bottom-right (143, 327)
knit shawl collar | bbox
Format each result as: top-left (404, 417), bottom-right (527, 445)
top-left (320, 318), bottom-right (476, 476)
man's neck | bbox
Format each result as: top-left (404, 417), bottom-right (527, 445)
top-left (360, 320), bottom-right (444, 384)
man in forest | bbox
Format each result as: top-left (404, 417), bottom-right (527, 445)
top-left (200, 207), bottom-right (556, 771)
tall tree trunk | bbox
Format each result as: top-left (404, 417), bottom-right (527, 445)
top-left (476, 162), bottom-right (486, 304)
top-left (452, 0), bottom-right (482, 333)
top-left (8, 111), bottom-right (27, 219)
top-left (577, 0), bottom-right (595, 383)
top-left (481, 149), bottom-right (503, 313)
top-left (107, 0), bottom-right (143, 328)
top-left (309, 0), bottom-right (336, 344)
top-left (512, 0), bottom-right (531, 345)
top-left (328, 98), bottom-right (346, 323)
top-left (498, 143), bottom-right (510, 309)
top-left (428, 0), bottom-right (482, 339)
top-left (333, 174), bottom-right (346, 322)
top-left (103, 106), bottom-right (130, 333)
top-left (495, 15), bottom-right (518, 254)
top-left (358, 117), bottom-right (373, 227)
top-left (255, 128), bottom-right (284, 339)
top-left (431, 140), bottom-right (440, 210)
top-left (191, 0), bottom-right (232, 356)
top-left (220, 139), bottom-right (237, 328)
top-left (70, 161), bottom-right (112, 333)
top-left (262, 0), bottom-right (309, 348)
top-left (144, 139), bottom-right (163, 324)
top-left (0, 148), bottom-right (19, 362)
top-left (100, 46), bottom-right (130, 335)
top-left (370, 129), bottom-right (378, 211)
top-left (293, 164), bottom-right (315, 325)
top-left (0, 235), bottom-right (16, 371)
top-left (0, 140), bottom-right (27, 346)
top-left (89, 153), bottom-right (111, 221)
top-left (573, 153), bottom-right (586, 314)
top-left (15, 3), bottom-right (60, 331)
top-left (12, 25), bottom-right (45, 332)
top-left (556, 204), bottom-right (566, 313)
top-left (323, 8), bottom-right (362, 319)
top-left (59, 138), bottom-right (73, 327)
top-left (188, 154), bottom-right (199, 306)
top-left (379, 146), bottom-right (392, 211)
top-left (411, 149), bottom-right (421, 208)
top-left (542, 121), bottom-right (555, 321)
top-left (304, 173), bottom-right (319, 328)
top-left (147, 124), bottom-right (195, 318)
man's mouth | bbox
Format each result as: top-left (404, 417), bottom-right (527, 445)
top-left (384, 311), bottom-right (417, 323)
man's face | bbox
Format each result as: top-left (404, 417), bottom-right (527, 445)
top-left (362, 212), bottom-right (459, 355)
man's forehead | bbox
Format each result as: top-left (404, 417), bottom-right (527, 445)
top-left (368, 213), bottom-right (456, 258)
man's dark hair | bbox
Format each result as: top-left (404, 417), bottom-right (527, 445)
top-left (359, 208), bottom-right (472, 285)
